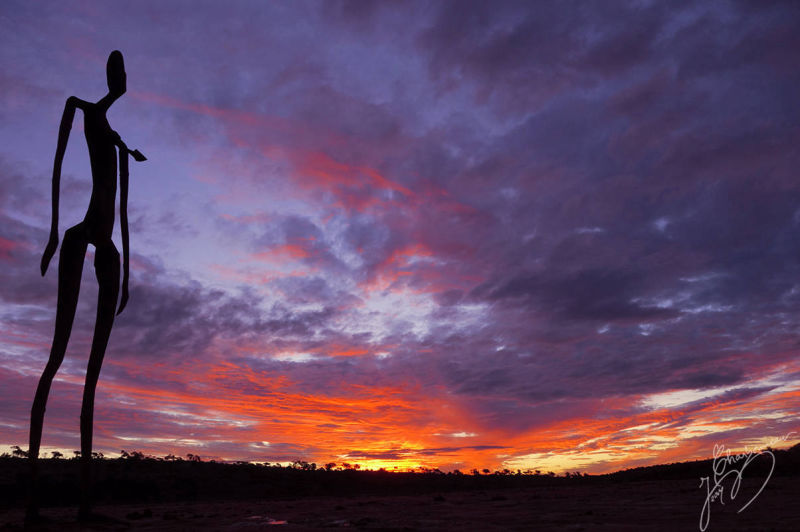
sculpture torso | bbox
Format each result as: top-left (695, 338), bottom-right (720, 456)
top-left (82, 102), bottom-right (117, 244)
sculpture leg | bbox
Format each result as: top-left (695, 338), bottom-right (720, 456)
top-left (27, 224), bottom-right (87, 522)
top-left (78, 242), bottom-right (119, 520)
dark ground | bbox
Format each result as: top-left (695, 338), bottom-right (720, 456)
top-left (1, 445), bottom-right (799, 530)
top-left (2, 478), bottom-right (799, 531)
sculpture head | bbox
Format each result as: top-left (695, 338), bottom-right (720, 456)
top-left (106, 50), bottom-right (126, 97)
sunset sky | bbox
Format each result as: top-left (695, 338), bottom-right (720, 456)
top-left (2, 1), bottom-right (800, 474)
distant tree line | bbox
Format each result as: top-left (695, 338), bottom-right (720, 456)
top-left (0, 446), bottom-right (590, 476)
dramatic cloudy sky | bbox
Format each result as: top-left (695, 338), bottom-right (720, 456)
top-left (1, 1), bottom-right (799, 473)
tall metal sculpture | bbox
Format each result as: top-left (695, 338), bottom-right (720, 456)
top-left (27, 50), bottom-right (146, 522)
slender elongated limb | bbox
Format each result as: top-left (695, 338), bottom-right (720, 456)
top-left (41, 97), bottom-right (85, 277)
top-left (117, 147), bottom-right (129, 315)
top-left (78, 241), bottom-right (119, 521)
top-left (27, 223), bottom-right (88, 523)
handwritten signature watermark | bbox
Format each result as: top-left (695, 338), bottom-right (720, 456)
top-left (699, 431), bottom-right (794, 531)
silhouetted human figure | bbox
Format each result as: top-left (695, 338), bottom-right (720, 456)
top-left (27, 50), bottom-right (146, 523)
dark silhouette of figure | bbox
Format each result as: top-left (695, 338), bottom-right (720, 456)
top-left (27, 50), bottom-right (146, 523)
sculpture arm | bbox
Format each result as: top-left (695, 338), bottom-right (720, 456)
top-left (41, 96), bottom-right (83, 276)
top-left (110, 130), bottom-right (146, 162)
top-left (117, 147), bottom-right (130, 315)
